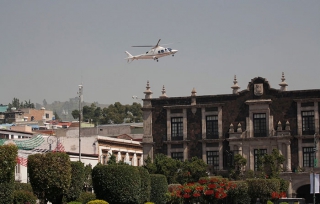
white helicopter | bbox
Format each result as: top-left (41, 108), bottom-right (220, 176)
top-left (125, 39), bottom-right (178, 63)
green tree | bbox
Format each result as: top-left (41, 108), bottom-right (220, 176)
top-left (0, 144), bottom-right (18, 204)
top-left (7, 98), bottom-right (35, 110)
top-left (177, 157), bottom-right (208, 184)
top-left (230, 154), bottom-right (247, 180)
top-left (84, 164), bottom-right (93, 192)
top-left (263, 149), bottom-right (285, 179)
top-left (143, 155), bottom-right (157, 174)
top-left (107, 154), bottom-right (117, 165)
top-left (65, 161), bottom-right (85, 202)
top-left (72, 102), bottom-right (142, 125)
top-left (143, 154), bottom-right (181, 184)
top-left (72, 110), bottom-right (80, 120)
top-left (28, 152), bottom-right (72, 204)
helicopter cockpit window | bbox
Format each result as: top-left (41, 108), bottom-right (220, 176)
top-left (161, 50), bottom-right (164, 53)
top-left (146, 51), bottom-right (148, 54)
top-left (168, 48), bottom-right (172, 52)
top-left (158, 51), bottom-right (160, 53)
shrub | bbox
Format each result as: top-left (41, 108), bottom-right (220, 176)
top-left (92, 165), bottom-right (141, 203)
top-left (0, 144), bottom-right (18, 204)
top-left (76, 192), bottom-right (96, 204)
top-left (14, 182), bottom-right (33, 192)
top-left (227, 180), bottom-right (250, 204)
top-left (13, 190), bottom-right (37, 204)
top-left (28, 152), bottom-right (72, 204)
top-left (67, 202), bottom-right (82, 204)
top-left (168, 184), bottom-right (183, 193)
top-left (65, 161), bottom-right (85, 202)
top-left (150, 174), bottom-right (168, 204)
top-left (279, 178), bottom-right (289, 192)
top-left (247, 178), bottom-right (280, 203)
top-left (87, 199), bottom-right (109, 204)
top-left (138, 167), bottom-right (151, 203)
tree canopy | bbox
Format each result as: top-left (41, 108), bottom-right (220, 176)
top-left (7, 98), bottom-right (35, 110)
top-left (72, 102), bottom-right (142, 125)
top-left (143, 154), bottom-right (208, 184)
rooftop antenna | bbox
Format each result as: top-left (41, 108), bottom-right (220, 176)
top-left (78, 84), bottom-right (83, 161)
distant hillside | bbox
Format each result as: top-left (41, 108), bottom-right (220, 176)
top-left (35, 97), bottom-right (109, 121)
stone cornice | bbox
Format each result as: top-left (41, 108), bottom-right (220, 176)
top-left (293, 98), bottom-right (320, 102)
top-left (245, 99), bottom-right (272, 105)
top-left (163, 103), bottom-right (224, 109)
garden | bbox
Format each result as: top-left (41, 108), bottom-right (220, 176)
top-left (0, 144), bottom-right (289, 204)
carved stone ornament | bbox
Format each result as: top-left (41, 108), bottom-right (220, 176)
top-left (254, 83), bottom-right (263, 96)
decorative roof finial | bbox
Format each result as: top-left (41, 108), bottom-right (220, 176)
top-left (231, 75), bottom-right (240, 94)
top-left (159, 85), bottom-right (167, 98)
top-left (279, 72), bottom-right (288, 91)
top-left (191, 88), bottom-right (197, 105)
top-left (144, 80), bottom-right (153, 99)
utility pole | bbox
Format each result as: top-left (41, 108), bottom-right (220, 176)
top-left (313, 133), bottom-right (317, 204)
top-left (78, 84), bottom-right (83, 161)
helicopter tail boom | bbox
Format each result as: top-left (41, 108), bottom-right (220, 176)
top-left (125, 51), bottom-right (134, 63)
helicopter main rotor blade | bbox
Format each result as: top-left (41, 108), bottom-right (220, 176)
top-left (155, 39), bottom-right (161, 47)
top-left (132, 45), bottom-right (154, 47)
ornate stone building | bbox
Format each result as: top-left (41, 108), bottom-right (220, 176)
top-left (142, 73), bottom-right (320, 197)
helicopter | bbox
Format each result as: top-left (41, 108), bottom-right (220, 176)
top-left (125, 39), bottom-right (178, 63)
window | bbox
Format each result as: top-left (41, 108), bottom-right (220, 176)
top-left (253, 113), bottom-right (266, 137)
top-left (303, 147), bottom-right (315, 167)
top-left (302, 111), bottom-right (315, 135)
top-left (15, 164), bottom-right (20, 174)
top-left (46, 113), bottom-right (49, 119)
top-left (171, 152), bottom-right (183, 161)
top-left (254, 149), bottom-right (267, 171)
top-left (207, 151), bottom-right (219, 170)
top-left (171, 117), bottom-right (183, 140)
top-left (206, 116), bottom-right (218, 139)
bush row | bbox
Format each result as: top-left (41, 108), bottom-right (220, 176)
top-left (92, 164), bottom-right (168, 204)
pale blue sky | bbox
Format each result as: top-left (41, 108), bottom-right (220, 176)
top-left (0, 1), bottom-right (319, 105)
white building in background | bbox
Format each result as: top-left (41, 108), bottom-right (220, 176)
top-left (0, 123), bottom-right (144, 183)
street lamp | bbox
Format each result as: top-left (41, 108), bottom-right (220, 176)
top-left (78, 85), bottom-right (83, 161)
top-left (313, 133), bottom-right (317, 204)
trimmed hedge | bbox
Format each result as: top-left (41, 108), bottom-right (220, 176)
top-left (227, 180), bottom-right (251, 204)
top-left (149, 174), bottom-right (168, 204)
top-left (65, 161), bottom-right (85, 202)
top-left (0, 144), bottom-right (18, 204)
top-left (138, 167), bottom-right (151, 203)
top-left (87, 200), bottom-right (109, 204)
top-left (76, 192), bottom-right (96, 204)
top-left (92, 165), bottom-right (141, 204)
top-left (13, 190), bottom-right (37, 204)
top-left (247, 179), bottom-right (280, 203)
top-left (28, 152), bottom-right (72, 204)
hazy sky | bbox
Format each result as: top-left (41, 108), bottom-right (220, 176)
top-left (1, 1), bottom-right (319, 106)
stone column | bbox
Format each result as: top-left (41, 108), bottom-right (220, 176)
top-left (219, 141), bottom-right (223, 170)
top-left (298, 138), bottom-right (302, 168)
top-left (288, 177), bottom-right (292, 198)
top-left (142, 81), bottom-right (154, 163)
top-left (286, 142), bottom-right (292, 172)
top-left (202, 142), bottom-right (206, 162)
